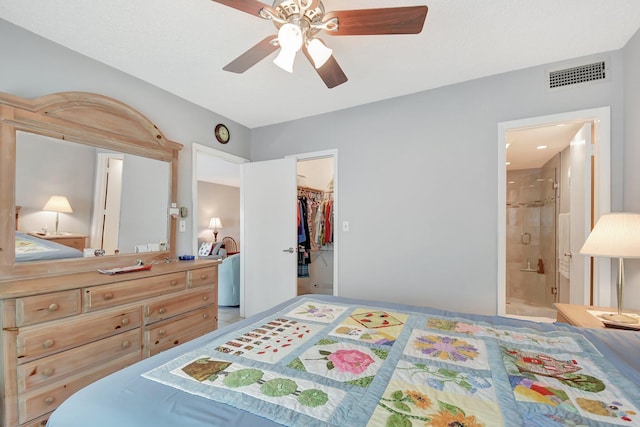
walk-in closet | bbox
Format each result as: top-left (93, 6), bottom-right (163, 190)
top-left (297, 157), bottom-right (334, 295)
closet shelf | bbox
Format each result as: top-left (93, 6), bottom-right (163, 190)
top-left (298, 185), bottom-right (332, 194)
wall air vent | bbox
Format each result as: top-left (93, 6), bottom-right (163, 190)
top-left (547, 60), bottom-right (608, 89)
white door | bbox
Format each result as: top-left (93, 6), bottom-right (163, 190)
top-left (241, 157), bottom-right (298, 318)
top-left (90, 154), bottom-right (123, 254)
top-left (568, 123), bottom-right (592, 305)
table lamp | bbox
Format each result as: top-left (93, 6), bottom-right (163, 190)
top-left (579, 212), bottom-right (640, 324)
top-left (43, 195), bottom-right (73, 234)
top-left (208, 217), bottom-right (223, 242)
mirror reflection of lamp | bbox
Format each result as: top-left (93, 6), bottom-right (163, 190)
top-left (43, 195), bottom-right (73, 235)
top-left (208, 217), bottom-right (223, 242)
top-left (580, 212), bottom-right (640, 325)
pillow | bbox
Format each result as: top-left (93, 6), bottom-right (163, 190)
top-left (211, 242), bottom-right (223, 255)
top-left (198, 242), bottom-right (214, 256)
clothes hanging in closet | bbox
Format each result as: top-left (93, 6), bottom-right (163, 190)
top-left (297, 190), bottom-right (333, 278)
top-left (297, 197), bottom-right (311, 277)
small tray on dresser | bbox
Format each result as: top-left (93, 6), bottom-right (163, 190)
top-left (587, 309), bottom-right (640, 331)
top-left (98, 264), bottom-right (152, 275)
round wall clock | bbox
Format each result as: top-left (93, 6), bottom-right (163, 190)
top-left (215, 123), bottom-right (230, 144)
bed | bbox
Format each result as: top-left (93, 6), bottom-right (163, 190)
top-left (15, 231), bottom-right (83, 262)
top-left (46, 295), bottom-right (640, 427)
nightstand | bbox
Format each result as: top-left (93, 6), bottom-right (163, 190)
top-left (28, 232), bottom-right (87, 251)
top-left (555, 303), bottom-right (640, 329)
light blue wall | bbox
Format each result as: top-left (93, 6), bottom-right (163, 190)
top-left (251, 52), bottom-right (627, 314)
top-left (0, 19), bottom-right (252, 255)
top-left (3, 16), bottom-right (639, 314)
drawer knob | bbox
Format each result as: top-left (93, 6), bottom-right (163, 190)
top-left (158, 329), bottom-right (166, 337)
top-left (43, 339), bottom-right (55, 349)
top-left (202, 295), bottom-right (209, 301)
top-left (104, 292), bottom-right (114, 300)
top-left (170, 280), bottom-right (178, 286)
top-left (158, 307), bottom-right (167, 314)
top-left (121, 318), bottom-right (130, 326)
top-left (44, 396), bottom-right (55, 406)
top-left (203, 313), bottom-right (209, 319)
top-left (48, 303), bottom-right (59, 312)
top-left (200, 274), bottom-right (207, 280)
top-left (121, 340), bottom-right (131, 349)
top-left (42, 368), bottom-right (55, 377)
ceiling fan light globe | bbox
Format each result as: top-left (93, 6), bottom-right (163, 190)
top-left (273, 48), bottom-right (297, 73)
top-left (277, 23), bottom-right (303, 51)
top-left (307, 38), bottom-right (332, 68)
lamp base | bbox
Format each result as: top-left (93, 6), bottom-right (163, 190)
top-left (600, 312), bottom-right (639, 324)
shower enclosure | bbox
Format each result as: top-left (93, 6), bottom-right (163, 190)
top-left (506, 165), bottom-right (558, 318)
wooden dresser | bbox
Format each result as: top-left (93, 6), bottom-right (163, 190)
top-left (0, 259), bottom-right (219, 427)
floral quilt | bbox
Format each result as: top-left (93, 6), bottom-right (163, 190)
top-left (143, 297), bottom-right (640, 426)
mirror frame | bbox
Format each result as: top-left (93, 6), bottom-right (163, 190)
top-left (0, 91), bottom-right (183, 279)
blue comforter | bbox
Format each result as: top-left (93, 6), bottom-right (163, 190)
top-left (47, 295), bottom-right (640, 427)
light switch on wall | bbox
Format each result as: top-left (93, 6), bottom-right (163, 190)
top-left (179, 220), bottom-right (186, 232)
top-left (342, 221), bottom-right (349, 232)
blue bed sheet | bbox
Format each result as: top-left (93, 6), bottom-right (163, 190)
top-left (46, 295), bottom-right (640, 427)
top-left (15, 232), bottom-right (83, 262)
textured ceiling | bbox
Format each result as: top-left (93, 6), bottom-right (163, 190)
top-left (1, 0), bottom-right (640, 128)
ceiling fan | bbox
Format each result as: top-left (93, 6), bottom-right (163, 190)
top-left (212, 0), bottom-right (428, 88)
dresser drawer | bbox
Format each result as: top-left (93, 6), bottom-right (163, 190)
top-left (189, 267), bottom-right (217, 288)
top-left (17, 329), bottom-right (141, 393)
top-left (145, 287), bottom-right (215, 324)
top-left (21, 413), bottom-right (50, 427)
top-left (146, 324), bottom-right (214, 357)
top-left (84, 272), bottom-right (186, 311)
top-left (145, 306), bottom-right (216, 354)
top-left (18, 352), bottom-right (140, 424)
top-left (16, 306), bottom-right (141, 361)
top-left (16, 290), bottom-right (82, 327)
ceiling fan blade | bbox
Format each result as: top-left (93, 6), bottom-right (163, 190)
top-left (223, 36), bottom-right (279, 73)
top-left (210, 0), bottom-right (275, 18)
top-left (323, 6), bottom-right (428, 36)
top-left (302, 46), bottom-right (348, 89)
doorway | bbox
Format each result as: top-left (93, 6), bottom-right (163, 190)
top-left (192, 144), bottom-right (248, 323)
top-left (296, 157), bottom-right (335, 296)
top-left (241, 150), bottom-right (338, 318)
top-left (89, 153), bottom-right (123, 254)
top-left (193, 146), bottom-right (339, 319)
top-left (497, 108), bottom-right (611, 318)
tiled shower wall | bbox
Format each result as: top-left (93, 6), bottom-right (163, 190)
top-left (506, 156), bottom-right (558, 308)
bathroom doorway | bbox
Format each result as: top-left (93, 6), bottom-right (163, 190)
top-left (497, 108), bottom-right (611, 320)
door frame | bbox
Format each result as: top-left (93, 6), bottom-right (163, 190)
top-left (191, 143), bottom-right (248, 255)
top-left (287, 149), bottom-right (339, 297)
top-left (90, 152), bottom-right (123, 252)
top-left (497, 107), bottom-right (611, 315)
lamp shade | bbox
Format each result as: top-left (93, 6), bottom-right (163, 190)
top-left (273, 48), bottom-right (297, 73)
top-left (208, 217), bottom-right (223, 230)
top-left (273, 23), bottom-right (302, 73)
top-left (579, 213), bottom-right (640, 258)
top-left (43, 196), bottom-right (73, 213)
top-left (307, 38), bottom-right (332, 69)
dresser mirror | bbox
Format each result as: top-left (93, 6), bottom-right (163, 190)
top-left (16, 131), bottom-right (171, 258)
top-left (0, 91), bottom-right (182, 278)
